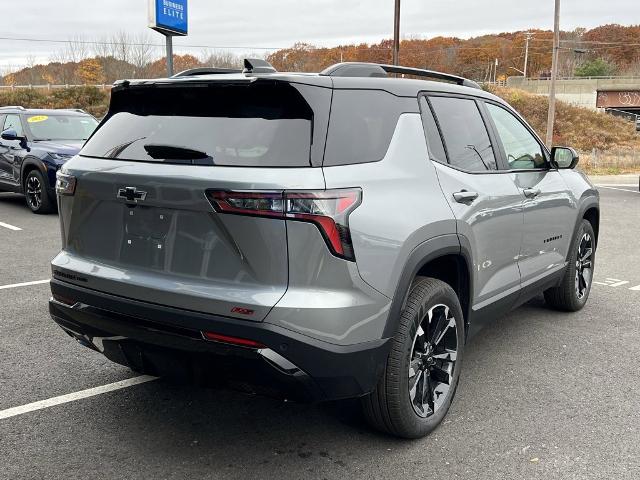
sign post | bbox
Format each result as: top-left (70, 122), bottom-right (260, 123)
top-left (148, 0), bottom-right (188, 77)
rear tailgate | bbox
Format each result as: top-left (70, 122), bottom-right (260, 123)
top-left (53, 78), bottom-right (330, 321)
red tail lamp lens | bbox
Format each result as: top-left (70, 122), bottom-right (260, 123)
top-left (202, 331), bottom-right (266, 349)
top-left (207, 190), bottom-right (284, 217)
top-left (207, 188), bottom-right (362, 261)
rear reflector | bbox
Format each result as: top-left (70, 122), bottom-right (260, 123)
top-left (206, 188), bottom-right (362, 261)
top-left (52, 293), bottom-right (76, 307)
top-left (202, 331), bottom-right (266, 349)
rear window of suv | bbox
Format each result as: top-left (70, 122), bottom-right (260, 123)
top-left (81, 82), bottom-right (315, 167)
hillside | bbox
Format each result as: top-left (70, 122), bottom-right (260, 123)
top-left (1, 24), bottom-right (640, 86)
top-left (489, 87), bottom-right (640, 151)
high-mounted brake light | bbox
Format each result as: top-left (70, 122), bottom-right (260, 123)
top-left (207, 188), bottom-right (362, 261)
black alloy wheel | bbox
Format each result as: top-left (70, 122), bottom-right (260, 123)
top-left (26, 173), bottom-right (43, 211)
top-left (408, 304), bottom-right (458, 418)
top-left (544, 219), bottom-right (596, 311)
top-left (575, 232), bottom-right (593, 300)
top-left (24, 170), bottom-right (54, 214)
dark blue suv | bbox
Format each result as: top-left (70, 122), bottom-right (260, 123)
top-left (0, 106), bottom-right (98, 213)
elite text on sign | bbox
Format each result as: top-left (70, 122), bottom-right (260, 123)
top-left (148, 0), bottom-right (188, 36)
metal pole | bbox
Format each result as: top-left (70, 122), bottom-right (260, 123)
top-left (393, 0), bottom-right (401, 65)
top-left (523, 32), bottom-right (532, 78)
top-left (166, 35), bottom-right (174, 77)
top-left (546, 0), bottom-right (561, 147)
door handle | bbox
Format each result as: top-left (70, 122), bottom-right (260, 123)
top-left (523, 188), bottom-right (541, 198)
top-left (453, 190), bottom-right (479, 203)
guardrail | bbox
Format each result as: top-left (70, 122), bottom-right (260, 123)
top-left (0, 84), bottom-right (112, 90)
top-left (519, 76), bottom-right (640, 81)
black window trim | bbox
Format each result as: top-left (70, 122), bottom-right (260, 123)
top-left (417, 96), bottom-right (448, 166)
top-left (418, 91), bottom-right (505, 175)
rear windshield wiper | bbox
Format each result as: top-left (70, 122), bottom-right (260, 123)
top-left (143, 144), bottom-right (215, 165)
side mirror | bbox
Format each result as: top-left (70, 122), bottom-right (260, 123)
top-left (551, 146), bottom-right (579, 169)
top-left (1, 128), bottom-right (29, 151)
top-left (1, 128), bottom-right (20, 141)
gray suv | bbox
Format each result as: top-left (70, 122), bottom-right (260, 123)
top-left (49, 60), bottom-right (599, 438)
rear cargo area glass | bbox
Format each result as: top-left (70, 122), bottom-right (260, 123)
top-left (81, 83), bottom-right (314, 167)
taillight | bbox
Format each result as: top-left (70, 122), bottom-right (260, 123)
top-left (55, 171), bottom-right (76, 196)
top-left (207, 188), bottom-right (362, 261)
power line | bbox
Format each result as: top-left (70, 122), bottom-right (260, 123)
top-left (0, 35), bottom-right (283, 51)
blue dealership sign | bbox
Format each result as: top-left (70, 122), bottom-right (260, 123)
top-left (149, 0), bottom-right (188, 36)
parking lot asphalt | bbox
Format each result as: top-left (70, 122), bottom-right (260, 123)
top-left (0, 176), bottom-right (638, 480)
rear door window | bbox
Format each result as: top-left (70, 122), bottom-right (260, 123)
top-left (429, 96), bottom-right (497, 172)
top-left (81, 83), bottom-right (317, 167)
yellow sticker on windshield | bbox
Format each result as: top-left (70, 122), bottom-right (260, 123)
top-left (27, 115), bottom-right (49, 123)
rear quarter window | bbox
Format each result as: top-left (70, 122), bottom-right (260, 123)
top-left (323, 90), bottom-right (416, 166)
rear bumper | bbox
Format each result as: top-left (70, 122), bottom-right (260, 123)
top-left (49, 279), bottom-right (390, 402)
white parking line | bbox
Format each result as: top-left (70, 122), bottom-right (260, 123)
top-left (0, 279), bottom-right (50, 290)
top-left (0, 376), bottom-right (158, 421)
top-left (0, 221), bottom-right (22, 231)
top-left (596, 185), bottom-right (639, 194)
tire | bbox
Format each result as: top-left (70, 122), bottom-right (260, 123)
top-left (24, 169), bottom-right (54, 214)
top-left (544, 219), bottom-right (596, 312)
top-left (362, 277), bottom-right (465, 439)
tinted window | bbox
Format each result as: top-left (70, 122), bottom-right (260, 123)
top-left (82, 83), bottom-right (314, 167)
top-left (4, 114), bottom-right (23, 137)
top-left (419, 97), bottom-right (447, 163)
top-left (324, 90), bottom-right (409, 166)
top-left (25, 114), bottom-right (98, 141)
top-left (430, 97), bottom-right (497, 171)
top-left (486, 103), bottom-right (546, 170)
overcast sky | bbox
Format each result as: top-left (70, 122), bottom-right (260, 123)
top-left (1, 0), bottom-right (637, 70)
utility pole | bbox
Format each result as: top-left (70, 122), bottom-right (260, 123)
top-left (523, 32), bottom-right (533, 78)
top-left (546, 0), bottom-right (561, 147)
top-left (165, 35), bottom-right (174, 77)
top-left (393, 0), bottom-right (401, 65)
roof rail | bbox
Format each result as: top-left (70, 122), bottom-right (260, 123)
top-left (320, 62), bottom-right (481, 89)
top-left (172, 67), bottom-right (242, 77)
top-left (242, 58), bottom-right (277, 74)
top-left (0, 105), bottom-right (26, 111)
top-left (63, 108), bottom-right (88, 114)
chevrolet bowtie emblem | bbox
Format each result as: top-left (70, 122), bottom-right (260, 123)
top-left (117, 187), bottom-right (147, 203)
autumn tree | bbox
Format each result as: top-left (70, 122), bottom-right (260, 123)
top-left (76, 58), bottom-right (106, 84)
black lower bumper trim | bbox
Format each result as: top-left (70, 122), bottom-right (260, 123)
top-left (49, 279), bottom-right (390, 402)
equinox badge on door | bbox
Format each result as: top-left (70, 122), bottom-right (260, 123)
top-left (117, 187), bottom-right (147, 203)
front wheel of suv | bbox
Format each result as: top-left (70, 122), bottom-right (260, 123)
top-left (24, 170), bottom-right (55, 214)
top-left (544, 219), bottom-right (596, 311)
top-left (362, 277), bottom-right (465, 439)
